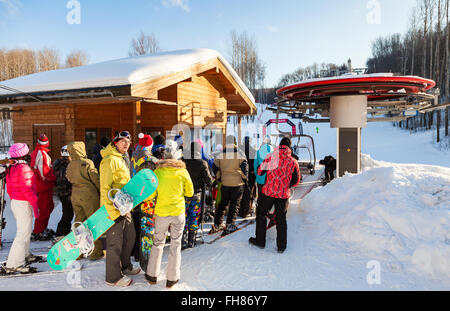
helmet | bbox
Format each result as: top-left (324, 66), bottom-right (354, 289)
top-left (61, 145), bottom-right (69, 157)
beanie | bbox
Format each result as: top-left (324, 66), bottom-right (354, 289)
top-left (9, 143), bottom-right (29, 159)
top-left (138, 133), bottom-right (153, 148)
top-left (38, 134), bottom-right (49, 146)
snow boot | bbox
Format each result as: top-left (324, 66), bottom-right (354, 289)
top-left (187, 230), bottom-right (197, 248)
top-left (248, 237), bottom-right (265, 249)
top-left (1, 263), bottom-right (38, 275)
top-left (166, 279), bottom-right (179, 288)
top-left (122, 264), bottom-right (141, 276)
top-left (208, 223), bottom-right (225, 235)
top-left (221, 223), bottom-right (238, 236)
top-left (181, 230), bottom-right (189, 250)
top-left (25, 253), bottom-right (44, 264)
top-left (145, 274), bottom-right (157, 285)
top-left (106, 275), bottom-right (132, 287)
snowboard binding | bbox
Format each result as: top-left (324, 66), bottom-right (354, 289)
top-left (71, 222), bottom-right (94, 258)
top-left (108, 188), bottom-right (134, 216)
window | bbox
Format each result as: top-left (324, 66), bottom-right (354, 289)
top-left (85, 128), bottom-right (112, 159)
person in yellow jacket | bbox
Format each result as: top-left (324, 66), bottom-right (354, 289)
top-left (100, 131), bottom-right (140, 287)
top-left (145, 140), bottom-right (194, 288)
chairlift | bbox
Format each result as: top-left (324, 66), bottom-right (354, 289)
top-left (270, 133), bottom-right (316, 176)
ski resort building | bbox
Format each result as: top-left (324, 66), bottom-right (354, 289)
top-left (0, 49), bottom-right (256, 160)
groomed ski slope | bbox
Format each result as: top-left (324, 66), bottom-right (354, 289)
top-left (0, 115), bottom-right (449, 290)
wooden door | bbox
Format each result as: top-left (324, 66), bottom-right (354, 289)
top-left (33, 124), bottom-right (65, 162)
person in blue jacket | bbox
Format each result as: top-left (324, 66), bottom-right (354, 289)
top-left (253, 137), bottom-right (274, 206)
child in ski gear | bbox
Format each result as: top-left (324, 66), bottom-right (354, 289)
top-left (250, 138), bottom-right (300, 253)
top-left (52, 145), bottom-right (73, 242)
top-left (182, 141), bottom-right (214, 249)
top-left (146, 140), bottom-right (194, 288)
top-left (211, 136), bottom-right (248, 235)
top-left (129, 133), bottom-right (155, 264)
top-left (30, 134), bottom-right (56, 241)
top-left (3, 143), bottom-right (40, 274)
top-left (66, 142), bottom-right (104, 260)
top-left (100, 131), bottom-right (140, 287)
top-left (319, 155), bottom-right (336, 182)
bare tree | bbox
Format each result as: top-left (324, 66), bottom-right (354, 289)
top-left (36, 48), bottom-right (61, 72)
top-left (445, 0), bottom-right (449, 136)
top-left (65, 50), bottom-right (89, 68)
top-left (421, 0), bottom-right (430, 77)
top-left (229, 30), bottom-right (266, 94)
top-left (128, 31), bottom-right (160, 56)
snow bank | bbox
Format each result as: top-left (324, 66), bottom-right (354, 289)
top-left (301, 154), bottom-right (450, 280)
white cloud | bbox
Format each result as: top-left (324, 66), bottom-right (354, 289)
top-left (0, 0), bottom-right (21, 16)
top-left (161, 0), bottom-right (191, 12)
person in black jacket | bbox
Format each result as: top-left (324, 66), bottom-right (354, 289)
top-left (92, 136), bottom-right (111, 171)
top-left (239, 136), bottom-right (257, 218)
top-left (182, 141), bottom-right (214, 248)
top-left (52, 145), bottom-right (73, 243)
top-left (319, 155), bottom-right (336, 182)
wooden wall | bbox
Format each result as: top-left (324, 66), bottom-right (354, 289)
top-left (11, 74), bottom-right (230, 158)
top-left (177, 75), bottom-right (227, 129)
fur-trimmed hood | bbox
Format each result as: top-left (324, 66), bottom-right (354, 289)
top-left (156, 159), bottom-right (186, 169)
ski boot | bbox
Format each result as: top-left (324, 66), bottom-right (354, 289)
top-left (187, 230), bottom-right (197, 248)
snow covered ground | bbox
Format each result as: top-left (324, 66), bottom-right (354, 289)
top-left (0, 108), bottom-right (449, 291)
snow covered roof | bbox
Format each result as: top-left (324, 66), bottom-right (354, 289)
top-left (0, 48), bottom-right (255, 105)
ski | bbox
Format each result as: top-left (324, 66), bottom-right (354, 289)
top-left (205, 219), bottom-right (255, 245)
top-left (0, 262), bottom-right (83, 279)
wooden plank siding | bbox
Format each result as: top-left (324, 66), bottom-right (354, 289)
top-left (177, 75), bottom-right (227, 129)
top-left (12, 104), bottom-right (67, 149)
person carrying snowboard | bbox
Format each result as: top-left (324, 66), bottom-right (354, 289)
top-left (1, 143), bottom-right (40, 274)
top-left (100, 131), bottom-right (140, 287)
top-left (65, 141), bottom-right (104, 260)
top-left (182, 141), bottom-right (214, 249)
top-left (30, 134), bottom-right (56, 241)
top-left (249, 137), bottom-right (300, 253)
top-left (52, 145), bottom-right (73, 244)
top-left (146, 140), bottom-right (194, 288)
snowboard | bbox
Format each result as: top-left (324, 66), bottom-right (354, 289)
top-left (138, 198), bottom-right (156, 272)
top-left (47, 169), bottom-right (158, 271)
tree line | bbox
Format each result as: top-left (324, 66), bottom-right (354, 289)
top-left (366, 0), bottom-right (449, 144)
top-left (0, 48), bottom-right (89, 82)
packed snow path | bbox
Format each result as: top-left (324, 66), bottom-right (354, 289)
top-left (0, 121), bottom-right (449, 290)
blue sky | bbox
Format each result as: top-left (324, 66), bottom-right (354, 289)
top-left (0, 0), bottom-right (417, 87)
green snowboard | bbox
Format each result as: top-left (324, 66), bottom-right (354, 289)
top-left (47, 169), bottom-right (158, 271)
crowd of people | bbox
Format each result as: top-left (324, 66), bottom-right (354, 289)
top-left (0, 130), bottom-right (302, 288)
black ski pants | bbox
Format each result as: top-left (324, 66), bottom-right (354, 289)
top-left (255, 194), bottom-right (289, 251)
top-left (55, 195), bottom-right (74, 237)
top-left (214, 185), bottom-right (244, 226)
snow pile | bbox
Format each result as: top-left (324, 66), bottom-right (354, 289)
top-left (301, 154), bottom-right (450, 280)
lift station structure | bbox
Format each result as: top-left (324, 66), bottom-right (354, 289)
top-left (274, 73), bottom-right (440, 177)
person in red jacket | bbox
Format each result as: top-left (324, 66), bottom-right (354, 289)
top-left (30, 134), bottom-right (56, 241)
top-left (249, 137), bottom-right (300, 253)
top-left (1, 143), bottom-right (40, 274)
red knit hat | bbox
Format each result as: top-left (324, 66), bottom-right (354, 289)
top-left (138, 133), bottom-right (153, 148)
top-left (38, 134), bottom-right (49, 146)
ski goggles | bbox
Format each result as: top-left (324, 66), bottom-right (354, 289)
top-left (114, 131), bottom-right (132, 143)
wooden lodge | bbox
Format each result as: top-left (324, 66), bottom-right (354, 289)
top-left (0, 49), bottom-right (256, 160)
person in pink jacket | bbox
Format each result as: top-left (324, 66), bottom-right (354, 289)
top-left (1, 143), bottom-right (40, 274)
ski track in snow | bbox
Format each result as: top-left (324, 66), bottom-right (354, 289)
top-left (1, 112), bottom-right (449, 291)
